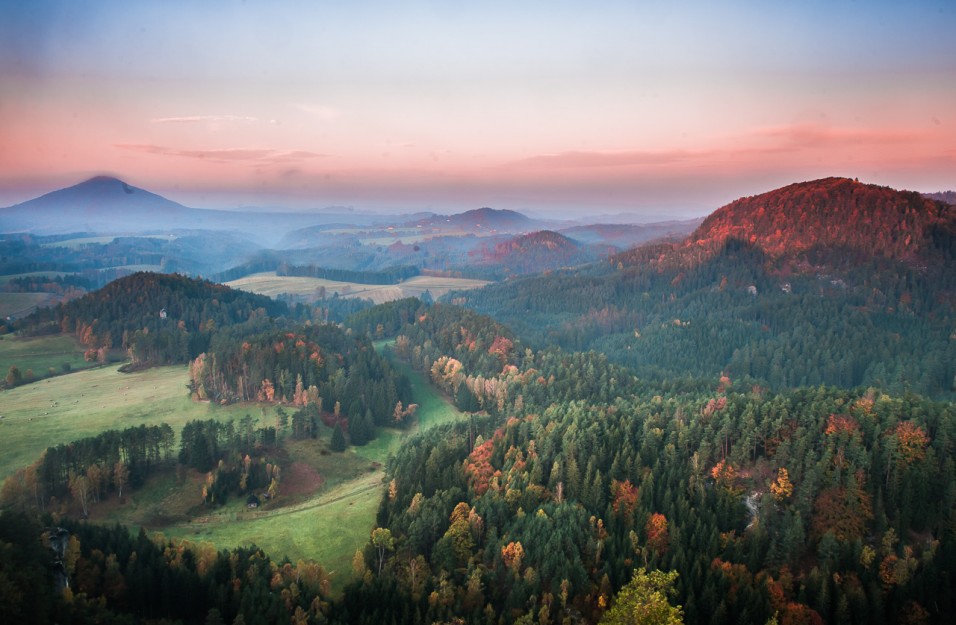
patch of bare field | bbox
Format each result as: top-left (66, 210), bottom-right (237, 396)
top-left (226, 272), bottom-right (489, 304)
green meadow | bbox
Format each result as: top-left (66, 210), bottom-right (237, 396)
top-left (0, 337), bottom-right (465, 594)
top-left (0, 333), bottom-right (92, 381)
top-left (0, 363), bottom-right (266, 480)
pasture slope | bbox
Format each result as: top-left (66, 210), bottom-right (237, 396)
top-left (153, 340), bottom-right (464, 593)
top-left (1, 337), bottom-right (464, 594)
top-left (0, 364), bottom-right (260, 481)
top-left (0, 334), bottom-right (92, 382)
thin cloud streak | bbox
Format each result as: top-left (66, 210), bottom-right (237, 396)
top-left (753, 123), bottom-right (927, 147)
top-left (150, 115), bottom-right (259, 124)
top-left (511, 150), bottom-right (709, 169)
top-left (114, 144), bottom-right (327, 164)
top-left (508, 123), bottom-right (931, 171)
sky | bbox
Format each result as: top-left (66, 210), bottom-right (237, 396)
top-left (0, 0), bottom-right (954, 219)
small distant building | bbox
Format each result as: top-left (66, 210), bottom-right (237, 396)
top-left (246, 494), bottom-right (260, 509)
top-left (159, 308), bottom-right (167, 320)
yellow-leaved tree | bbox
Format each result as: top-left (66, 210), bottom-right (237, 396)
top-left (600, 568), bottom-right (683, 625)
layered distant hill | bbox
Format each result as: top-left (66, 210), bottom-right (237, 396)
top-left (466, 230), bottom-right (612, 276)
top-left (0, 176), bottom-right (389, 245)
top-left (0, 176), bottom-right (195, 234)
top-left (558, 219), bottom-right (700, 248)
top-left (924, 190), bottom-right (956, 205)
top-left (405, 207), bottom-right (543, 233)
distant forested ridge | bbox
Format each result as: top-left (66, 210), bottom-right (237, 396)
top-left (18, 272), bottom-right (288, 365)
top-left (334, 302), bottom-right (956, 625)
top-left (3, 177), bottom-right (955, 624)
top-left (211, 257), bottom-right (420, 285)
top-left (451, 179), bottom-right (956, 399)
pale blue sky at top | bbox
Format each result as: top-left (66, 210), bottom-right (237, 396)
top-left (1, 0), bottom-right (953, 216)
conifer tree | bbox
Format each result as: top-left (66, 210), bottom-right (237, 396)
top-left (330, 423), bottom-right (346, 452)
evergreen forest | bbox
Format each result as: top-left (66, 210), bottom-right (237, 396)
top-left (2, 178), bottom-right (955, 624)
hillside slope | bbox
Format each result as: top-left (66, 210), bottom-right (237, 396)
top-left (681, 177), bottom-right (953, 265)
top-left (453, 178), bottom-right (956, 397)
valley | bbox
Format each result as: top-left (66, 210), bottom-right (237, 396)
top-left (1, 335), bottom-right (465, 595)
top-left (4, 2), bottom-right (954, 622)
top-left (1, 176), bottom-right (954, 625)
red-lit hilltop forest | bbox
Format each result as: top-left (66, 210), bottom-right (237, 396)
top-left (2, 178), bottom-right (955, 624)
top-left (677, 177), bottom-right (954, 267)
top-left (461, 177), bottom-right (955, 396)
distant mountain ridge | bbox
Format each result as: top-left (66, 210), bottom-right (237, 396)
top-left (559, 219), bottom-right (701, 248)
top-left (0, 176), bottom-right (391, 245)
top-left (406, 207), bottom-right (540, 232)
top-left (924, 190), bottom-right (956, 206)
top-left (0, 176), bottom-right (195, 234)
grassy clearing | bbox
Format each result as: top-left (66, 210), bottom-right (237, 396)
top-left (387, 348), bottom-right (464, 432)
top-left (153, 468), bottom-right (384, 592)
top-left (0, 292), bottom-right (58, 319)
top-left (0, 364), bottom-right (266, 480)
top-left (0, 334), bottom-right (91, 379)
top-left (2, 338), bottom-right (466, 594)
top-left (227, 272), bottom-right (489, 305)
top-left (148, 344), bottom-right (465, 592)
top-left (354, 342), bottom-right (464, 465)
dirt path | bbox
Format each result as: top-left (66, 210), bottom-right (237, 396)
top-left (229, 473), bottom-right (385, 522)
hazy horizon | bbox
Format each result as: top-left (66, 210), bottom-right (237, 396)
top-left (2, 1), bottom-right (954, 219)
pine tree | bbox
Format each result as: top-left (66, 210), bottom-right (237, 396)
top-left (331, 423), bottom-right (347, 452)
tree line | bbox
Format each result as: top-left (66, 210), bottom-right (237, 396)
top-left (0, 510), bottom-right (331, 625)
top-left (18, 272), bottom-right (289, 366)
top-left (1, 424), bottom-right (174, 517)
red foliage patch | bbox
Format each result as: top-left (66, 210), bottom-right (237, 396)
top-left (825, 414), bottom-right (860, 436)
top-left (320, 411), bottom-right (349, 432)
top-left (280, 462), bottom-right (326, 499)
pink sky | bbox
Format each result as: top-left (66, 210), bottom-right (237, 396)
top-left (1, 1), bottom-right (954, 218)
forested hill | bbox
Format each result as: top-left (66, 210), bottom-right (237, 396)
top-left (469, 230), bottom-right (611, 277)
top-left (452, 179), bottom-right (956, 398)
top-left (190, 323), bottom-right (411, 445)
top-left (409, 207), bottom-right (536, 232)
top-left (617, 177), bottom-right (954, 269)
top-left (20, 272), bottom-right (288, 364)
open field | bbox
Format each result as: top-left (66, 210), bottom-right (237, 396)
top-left (141, 466), bottom-right (384, 592)
top-left (0, 338), bottom-right (465, 593)
top-left (149, 343), bottom-right (464, 592)
top-left (0, 292), bottom-right (58, 319)
top-left (0, 333), bottom-right (92, 380)
top-left (0, 364), bottom-right (265, 480)
top-left (227, 272), bottom-right (490, 304)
